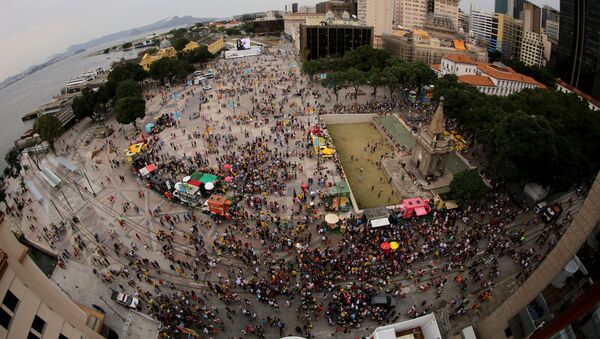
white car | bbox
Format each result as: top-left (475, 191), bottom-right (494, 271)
top-left (203, 84), bottom-right (212, 90)
top-left (111, 290), bottom-right (140, 309)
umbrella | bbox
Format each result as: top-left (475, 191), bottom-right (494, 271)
top-left (325, 214), bottom-right (339, 224)
top-left (205, 182), bottom-right (214, 190)
top-left (183, 176), bottom-right (191, 182)
top-left (223, 164), bottom-right (231, 170)
top-left (224, 176), bottom-right (233, 182)
top-left (390, 241), bottom-right (399, 251)
top-left (380, 242), bottom-right (391, 251)
top-left (145, 123), bottom-right (155, 133)
top-left (301, 182), bottom-right (308, 190)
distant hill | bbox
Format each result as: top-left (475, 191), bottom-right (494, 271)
top-left (63, 15), bottom-right (213, 54)
top-left (0, 15), bottom-right (213, 91)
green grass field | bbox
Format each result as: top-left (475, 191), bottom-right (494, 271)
top-left (327, 123), bottom-right (400, 209)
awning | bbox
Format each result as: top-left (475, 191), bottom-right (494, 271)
top-left (187, 179), bottom-right (201, 187)
top-left (199, 173), bottom-right (218, 184)
top-left (370, 217), bottom-right (390, 228)
top-left (139, 164), bottom-right (157, 177)
top-left (57, 157), bottom-right (78, 172)
top-left (415, 207), bottom-right (428, 216)
top-left (26, 180), bottom-right (43, 202)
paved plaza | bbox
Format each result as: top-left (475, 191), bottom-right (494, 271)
top-left (1, 39), bottom-right (587, 338)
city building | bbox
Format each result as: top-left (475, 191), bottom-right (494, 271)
top-left (412, 99), bottom-right (453, 178)
top-left (139, 47), bottom-right (177, 71)
top-left (545, 19), bottom-right (559, 44)
top-left (358, 0), bottom-right (394, 46)
top-left (555, 79), bottom-right (600, 111)
top-left (520, 30), bottom-right (545, 66)
top-left (284, 13), bottom-right (326, 51)
top-left (395, 0), bottom-right (427, 29)
top-left (541, 4), bottom-right (559, 28)
top-left (292, 2), bottom-right (299, 12)
top-left (458, 9), bottom-right (469, 34)
top-left (0, 214), bottom-right (104, 339)
top-left (432, 54), bottom-right (545, 95)
top-left (499, 14), bottom-right (523, 60)
top-left (382, 29), bottom-right (487, 64)
top-left (477, 172), bottom-right (600, 339)
top-left (495, 0), bottom-right (514, 15)
top-left (512, 0), bottom-right (525, 19)
top-left (182, 41), bottom-right (200, 52)
top-left (199, 35), bottom-right (225, 54)
top-left (316, 0), bottom-right (357, 17)
top-left (369, 313), bottom-right (443, 338)
top-left (394, 0), bottom-right (459, 33)
top-left (469, 10), bottom-right (495, 48)
top-left (554, 0), bottom-right (600, 101)
top-left (521, 0), bottom-right (541, 34)
top-left (300, 22), bottom-right (373, 60)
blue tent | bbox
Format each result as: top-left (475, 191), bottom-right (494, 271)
top-left (145, 123), bottom-right (155, 133)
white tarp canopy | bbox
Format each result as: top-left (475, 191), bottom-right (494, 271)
top-left (370, 217), bottom-right (390, 228)
top-left (25, 180), bottom-right (43, 202)
top-left (57, 156), bottom-right (78, 172)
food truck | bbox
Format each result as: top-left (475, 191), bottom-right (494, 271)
top-left (202, 195), bottom-right (231, 218)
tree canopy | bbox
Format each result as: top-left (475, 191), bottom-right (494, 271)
top-left (450, 170), bottom-right (489, 204)
top-left (72, 88), bottom-right (96, 119)
top-left (149, 57), bottom-right (194, 84)
top-left (434, 76), bottom-right (600, 190)
top-left (115, 96), bottom-right (146, 127)
top-left (33, 114), bottom-right (62, 147)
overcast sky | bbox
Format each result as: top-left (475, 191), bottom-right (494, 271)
top-left (0, 0), bottom-right (559, 82)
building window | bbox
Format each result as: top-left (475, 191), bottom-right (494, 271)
top-left (2, 291), bottom-right (19, 312)
top-left (30, 315), bottom-right (46, 335)
top-left (0, 307), bottom-right (11, 329)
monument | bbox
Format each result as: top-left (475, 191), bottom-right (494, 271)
top-left (412, 97), bottom-right (453, 179)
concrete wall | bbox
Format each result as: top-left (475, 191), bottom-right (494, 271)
top-left (477, 171), bottom-right (600, 338)
top-left (0, 216), bottom-right (103, 339)
top-left (321, 113), bottom-right (375, 124)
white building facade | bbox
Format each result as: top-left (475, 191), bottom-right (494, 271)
top-left (435, 54), bottom-right (545, 96)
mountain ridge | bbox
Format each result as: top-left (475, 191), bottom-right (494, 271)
top-left (0, 15), bottom-right (213, 91)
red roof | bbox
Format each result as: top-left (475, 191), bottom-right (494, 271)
top-left (556, 79), bottom-right (600, 109)
top-left (458, 75), bottom-right (496, 87)
top-left (431, 64), bottom-right (441, 71)
top-left (477, 64), bottom-right (545, 88)
top-left (443, 54), bottom-right (478, 65)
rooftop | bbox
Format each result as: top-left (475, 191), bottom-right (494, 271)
top-left (458, 74), bottom-right (496, 87)
top-left (556, 79), bottom-right (600, 108)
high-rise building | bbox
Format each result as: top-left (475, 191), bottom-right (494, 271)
top-left (395, 0), bottom-right (427, 29)
top-left (521, 0), bottom-right (541, 33)
top-left (395, 0), bottom-right (459, 32)
top-left (359, 0), bottom-right (394, 46)
top-left (512, 0), bottom-right (525, 19)
top-left (545, 19), bottom-right (559, 43)
top-left (495, 0), bottom-right (506, 14)
top-left (469, 10), bottom-right (495, 45)
top-left (541, 4), bottom-right (559, 28)
top-left (316, 0), bottom-right (357, 18)
top-left (520, 30), bottom-right (545, 66)
top-left (500, 14), bottom-right (523, 59)
top-left (555, 0), bottom-right (600, 100)
top-left (300, 23), bottom-right (373, 60)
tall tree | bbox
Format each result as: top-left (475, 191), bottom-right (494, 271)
top-left (115, 80), bottom-right (142, 100)
top-left (321, 72), bottom-right (346, 103)
top-left (33, 114), bottom-right (63, 148)
top-left (345, 67), bottom-right (366, 102)
top-left (450, 170), bottom-right (489, 204)
top-left (115, 96), bottom-right (146, 128)
top-left (367, 68), bottom-right (386, 99)
top-left (72, 88), bottom-right (97, 119)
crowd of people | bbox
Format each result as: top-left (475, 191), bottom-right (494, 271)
top-left (3, 40), bottom-right (576, 338)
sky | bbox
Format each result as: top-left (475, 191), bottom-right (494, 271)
top-left (0, 0), bottom-right (559, 82)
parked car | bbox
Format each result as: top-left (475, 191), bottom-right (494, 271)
top-left (370, 295), bottom-right (398, 309)
top-left (111, 290), bottom-right (140, 309)
top-left (203, 84), bottom-right (212, 90)
top-left (541, 204), bottom-right (562, 223)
